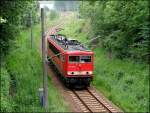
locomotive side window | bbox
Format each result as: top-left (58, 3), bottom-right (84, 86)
top-left (69, 56), bottom-right (79, 62)
top-left (48, 42), bottom-right (60, 58)
top-left (80, 56), bottom-right (91, 63)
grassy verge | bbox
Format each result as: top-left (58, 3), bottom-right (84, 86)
top-left (1, 16), bottom-right (69, 112)
top-left (93, 48), bottom-right (149, 112)
top-left (60, 13), bottom-right (149, 112)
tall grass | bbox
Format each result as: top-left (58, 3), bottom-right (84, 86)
top-left (3, 18), bottom-right (69, 112)
top-left (60, 13), bottom-right (149, 112)
top-left (93, 48), bottom-right (149, 112)
top-left (1, 67), bottom-right (12, 111)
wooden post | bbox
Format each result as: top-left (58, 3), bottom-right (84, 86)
top-left (41, 8), bottom-right (48, 110)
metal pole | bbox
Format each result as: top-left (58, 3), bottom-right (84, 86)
top-left (41, 8), bottom-right (48, 110)
top-left (30, 11), bottom-right (33, 49)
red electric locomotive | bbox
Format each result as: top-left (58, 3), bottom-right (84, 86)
top-left (47, 34), bottom-right (94, 87)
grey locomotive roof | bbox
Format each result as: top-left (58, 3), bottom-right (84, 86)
top-left (50, 35), bottom-right (90, 51)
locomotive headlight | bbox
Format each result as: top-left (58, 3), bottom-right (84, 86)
top-left (67, 71), bottom-right (71, 75)
top-left (88, 71), bottom-right (93, 75)
top-left (67, 71), bottom-right (76, 75)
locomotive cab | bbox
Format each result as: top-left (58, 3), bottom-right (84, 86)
top-left (66, 51), bottom-right (94, 86)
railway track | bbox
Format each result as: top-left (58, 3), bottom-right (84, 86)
top-left (67, 88), bottom-right (122, 112)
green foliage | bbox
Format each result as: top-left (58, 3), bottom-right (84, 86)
top-left (0, 67), bottom-right (12, 111)
top-left (20, 1), bottom-right (40, 28)
top-left (59, 13), bottom-right (88, 43)
top-left (0, 1), bottom-right (39, 57)
top-left (49, 10), bottom-right (59, 20)
top-left (4, 25), bottom-right (43, 111)
top-left (6, 49), bottom-right (42, 111)
top-left (0, 23), bottom-right (18, 56)
top-left (93, 48), bottom-right (149, 112)
top-left (0, 2), bottom-right (37, 110)
top-left (0, 1), bottom-right (31, 25)
top-left (79, 1), bottom-right (149, 62)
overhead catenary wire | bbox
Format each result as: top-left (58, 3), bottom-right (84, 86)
top-left (75, 35), bottom-right (101, 48)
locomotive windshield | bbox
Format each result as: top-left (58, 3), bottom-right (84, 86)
top-left (80, 56), bottom-right (91, 63)
top-left (69, 56), bottom-right (80, 62)
top-left (69, 56), bottom-right (91, 63)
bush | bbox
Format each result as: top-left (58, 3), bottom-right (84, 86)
top-left (0, 67), bottom-right (12, 112)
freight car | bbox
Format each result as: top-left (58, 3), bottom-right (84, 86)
top-left (47, 34), bottom-right (94, 87)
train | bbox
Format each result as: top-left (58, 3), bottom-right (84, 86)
top-left (47, 34), bottom-right (94, 87)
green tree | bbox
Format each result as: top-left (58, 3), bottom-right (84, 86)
top-left (0, 1), bottom-right (39, 57)
top-left (79, 0), bottom-right (149, 62)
